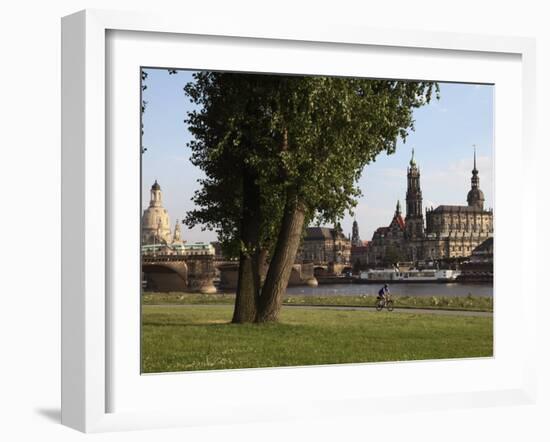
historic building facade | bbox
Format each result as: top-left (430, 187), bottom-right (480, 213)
top-left (141, 181), bottom-right (216, 293)
top-left (142, 180), bottom-right (173, 245)
top-left (368, 200), bottom-right (407, 265)
top-left (351, 220), bottom-right (362, 247)
top-left (297, 225), bottom-right (352, 265)
top-left (349, 220), bottom-right (369, 270)
top-left (457, 237), bottom-right (493, 282)
top-left (367, 149), bottom-right (493, 265)
top-left (141, 181), bottom-right (214, 256)
top-left (350, 241), bottom-right (369, 269)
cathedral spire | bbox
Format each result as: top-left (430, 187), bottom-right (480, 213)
top-left (470, 145), bottom-right (480, 188)
top-left (173, 219), bottom-right (182, 243)
top-left (405, 148), bottom-right (424, 238)
top-left (395, 200), bottom-right (401, 216)
top-left (351, 219), bottom-right (361, 247)
top-left (410, 147), bottom-right (416, 167)
top-left (467, 144), bottom-right (485, 209)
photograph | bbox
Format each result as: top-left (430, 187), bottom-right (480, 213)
top-left (140, 68), bottom-right (494, 374)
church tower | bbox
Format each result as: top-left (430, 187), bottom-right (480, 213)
top-left (149, 180), bottom-right (162, 207)
top-left (141, 180), bottom-right (172, 245)
top-left (467, 146), bottom-right (485, 209)
top-left (172, 219), bottom-right (184, 244)
top-left (351, 219), bottom-right (362, 246)
top-left (405, 148), bottom-right (424, 238)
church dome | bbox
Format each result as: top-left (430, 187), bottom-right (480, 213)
top-left (467, 187), bottom-right (485, 208)
top-left (142, 181), bottom-right (171, 244)
top-left (142, 207), bottom-right (171, 244)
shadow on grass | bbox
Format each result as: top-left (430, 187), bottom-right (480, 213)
top-left (142, 320), bottom-right (231, 327)
top-left (142, 320), bottom-right (306, 330)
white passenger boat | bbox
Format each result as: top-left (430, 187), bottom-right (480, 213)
top-left (358, 268), bottom-right (460, 283)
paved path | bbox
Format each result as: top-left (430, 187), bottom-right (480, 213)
top-left (145, 304), bottom-right (493, 317)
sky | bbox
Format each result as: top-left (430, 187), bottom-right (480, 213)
top-left (141, 68), bottom-right (494, 244)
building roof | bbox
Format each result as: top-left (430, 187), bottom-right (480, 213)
top-left (373, 227), bottom-right (389, 236)
top-left (431, 205), bottom-right (487, 213)
top-left (305, 226), bottom-right (347, 241)
top-left (393, 214), bottom-right (405, 230)
top-left (473, 237), bottom-right (493, 254)
top-left (467, 187), bottom-right (485, 203)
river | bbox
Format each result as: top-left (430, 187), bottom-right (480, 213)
top-left (286, 282), bottom-right (493, 297)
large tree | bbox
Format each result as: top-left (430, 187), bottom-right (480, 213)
top-left (184, 73), bottom-right (438, 323)
top-left (184, 74), bottom-right (286, 323)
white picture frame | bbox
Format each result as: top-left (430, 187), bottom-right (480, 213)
top-left (61, 9), bottom-right (538, 433)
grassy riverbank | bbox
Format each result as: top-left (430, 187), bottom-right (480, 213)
top-left (142, 305), bottom-right (493, 373)
top-left (142, 292), bottom-right (493, 312)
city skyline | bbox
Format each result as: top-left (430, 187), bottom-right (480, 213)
top-left (141, 69), bottom-right (494, 243)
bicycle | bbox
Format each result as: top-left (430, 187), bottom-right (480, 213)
top-left (375, 294), bottom-right (394, 312)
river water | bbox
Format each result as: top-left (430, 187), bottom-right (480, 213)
top-left (286, 283), bottom-right (493, 297)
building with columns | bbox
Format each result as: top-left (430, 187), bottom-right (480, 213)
top-left (367, 149), bottom-right (493, 265)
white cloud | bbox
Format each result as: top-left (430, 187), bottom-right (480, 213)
top-left (344, 155), bottom-right (494, 241)
top-left (377, 167), bottom-right (405, 180)
top-left (341, 201), bottom-right (394, 241)
top-left (422, 155), bottom-right (494, 208)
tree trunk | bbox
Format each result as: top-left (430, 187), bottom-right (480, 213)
top-left (231, 170), bottom-right (262, 324)
top-left (256, 191), bottom-right (306, 322)
top-left (232, 252), bottom-right (257, 323)
top-left (253, 247), bottom-right (268, 298)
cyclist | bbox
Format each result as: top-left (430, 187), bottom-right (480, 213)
top-left (378, 284), bottom-right (390, 303)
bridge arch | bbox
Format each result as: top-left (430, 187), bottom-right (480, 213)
top-left (288, 266), bottom-right (302, 285)
top-left (142, 261), bottom-right (188, 292)
top-left (314, 266), bottom-right (328, 277)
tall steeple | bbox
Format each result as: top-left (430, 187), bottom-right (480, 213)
top-left (470, 145), bottom-right (480, 189)
top-left (405, 147), bottom-right (424, 238)
top-left (410, 147), bottom-right (416, 167)
top-left (390, 200), bottom-right (406, 231)
top-left (173, 219), bottom-right (184, 244)
top-left (467, 144), bottom-right (485, 209)
top-left (351, 219), bottom-right (362, 246)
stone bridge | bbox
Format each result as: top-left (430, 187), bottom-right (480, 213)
top-left (216, 261), bottom-right (318, 290)
top-left (142, 254), bottom-right (216, 293)
top-left (312, 262), bottom-right (353, 277)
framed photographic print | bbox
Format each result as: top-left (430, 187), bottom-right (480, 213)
top-left (61, 9), bottom-right (537, 433)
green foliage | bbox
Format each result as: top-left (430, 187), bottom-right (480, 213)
top-left (183, 73), bottom-right (287, 257)
top-left (182, 72), bottom-right (439, 255)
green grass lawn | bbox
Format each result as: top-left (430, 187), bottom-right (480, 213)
top-left (141, 305), bottom-right (493, 373)
top-left (142, 292), bottom-right (493, 312)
